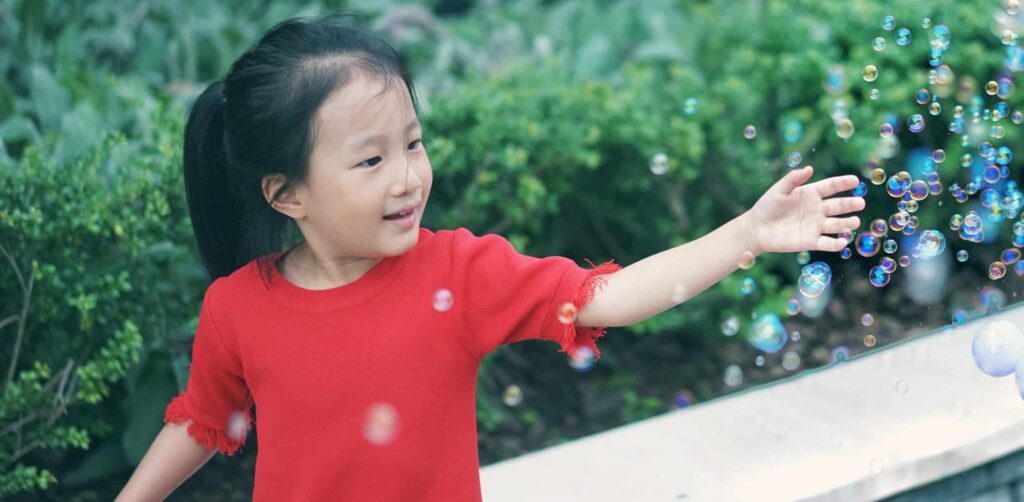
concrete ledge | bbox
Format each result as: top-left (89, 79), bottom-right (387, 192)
top-left (479, 308), bottom-right (1024, 501)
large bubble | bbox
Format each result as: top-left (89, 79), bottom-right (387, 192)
top-left (798, 261), bottom-right (832, 297)
top-left (912, 230), bottom-right (946, 259)
top-left (748, 313), bottom-right (789, 354)
top-left (972, 320), bottom-right (1024, 377)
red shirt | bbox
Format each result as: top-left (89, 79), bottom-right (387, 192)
top-left (164, 226), bottom-right (621, 501)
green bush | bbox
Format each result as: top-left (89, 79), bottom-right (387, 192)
top-left (2, 0), bottom-right (1021, 497)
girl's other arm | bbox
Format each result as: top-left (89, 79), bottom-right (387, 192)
top-left (115, 420), bottom-right (217, 501)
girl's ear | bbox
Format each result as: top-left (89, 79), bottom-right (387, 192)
top-left (262, 174), bottom-right (306, 220)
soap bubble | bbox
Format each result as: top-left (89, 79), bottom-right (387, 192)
top-left (869, 218), bottom-right (888, 237)
top-left (856, 233), bottom-right (881, 258)
top-left (862, 313), bottom-right (875, 326)
top-left (502, 385), bottom-right (523, 406)
top-left (863, 65), bottom-right (878, 82)
top-left (650, 152), bottom-right (669, 175)
top-left (853, 181), bottom-right (868, 197)
top-left (569, 345), bottom-right (596, 372)
top-left (915, 88), bottom-right (930, 105)
top-left (748, 313), bottom-right (789, 354)
top-left (870, 168), bottom-right (887, 185)
top-left (880, 256), bottom-right (897, 273)
top-left (744, 124), bottom-right (757, 139)
top-left (957, 250), bottom-right (969, 262)
top-left (932, 24), bottom-right (951, 51)
top-left (433, 288), bottom-right (454, 311)
top-left (722, 316), bottom-right (740, 336)
top-left (986, 80), bottom-right (999, 96)
top-left (797, 250), bottom-right (811, 265)
top-left (787, 151), bottom-right (803, 168)
top-left (724, 364), bottom-right (744, 387)
top-left (683, 97), bottom-right (698, 115)
top-left (798, 261), bottom-right (832, 298)
top-left (990, 261), bottom-right (1007, 280)
top-left (882, 15), bottom-right (895, 30)
top-left (896, 28), bottom-right (912, 46)
top-left (913, 230), bottom-right (946, 259)
top-left (883, 239), bottom-right (898, 254)
top-left (364, 402), bottom-right (401, 445)
top-left (786, 298), bottom-right (802, 316)
top-left (740, 277), bottom-right (756, 295)
top-left (971, 320), bottom-right (1024, 377)
top-left (831, 345), bottom-right (851, 362)
top-left (836, 118), bottom-right (855, 139)
top-left (952, 310), bottom-right (969, 325)
top-left (873, 37), bottom-right (886, 52)
top-left (907, 114), bottom-right (926, 133)
top-left (879, 123), bottom-right (894, 137)
top-left (869, 265), bottom-right (891, 287)
top-left (557, 302), bottom-right (578, 324)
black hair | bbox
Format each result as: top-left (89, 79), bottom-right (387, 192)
top-left (182, 12), bottom-right (420, 286)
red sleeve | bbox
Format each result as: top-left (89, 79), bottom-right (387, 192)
top-left (448, 227), bottom-right (622, 360)
top-left (164, 278), bottom-right (254, 456)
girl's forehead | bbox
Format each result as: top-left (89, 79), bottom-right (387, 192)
top-left (316, 73), bottom-right (414, 140)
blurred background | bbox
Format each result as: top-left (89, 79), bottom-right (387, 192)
top-left (2, 0), bottom-right (1023, 499)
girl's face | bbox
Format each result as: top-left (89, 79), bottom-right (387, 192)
top-left (273, 71), bottom-right (432, 259)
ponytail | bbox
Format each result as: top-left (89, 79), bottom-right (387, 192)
top-left (183, 81), bottom-right (247, 281)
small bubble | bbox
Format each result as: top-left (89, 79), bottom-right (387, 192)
top-left (863, 65), bottom-right (878, 82)
top-left (836, 118), bottom-right (855, 139)
top-left (987, 81), bottom-right (999, 96)
top-left (721, 316), bottom-right (740, 336)
top-left (895, 380), bottom-right (909, 394)
top-left (743, 125), bottom-right (757, 139)
top-left (724, 364), bottom-right (744, 387)
top-left (895, 28), bottom-right (911, 46)
top-left (364, 402), bottom-right (400, 445)
top-left (861, 313), bottom-right (874, 326)
top-left (882, 15), bottom-right (895, 31)
top-left (503, 385), bottom-right (523, 406)
top-left (738, 251), bottom-right (757, 270)
top-left (864, 334), bottom-right (876, 347)
top-left (650, 152), bottom-right (669, 175)
top-left (557, 302), bottom-right (578, 324)
top-left (872, 37), bottom-right (886, 52)
top-left (683, 97), bottom-right (698, 115)
top-left (433, 288), bottom-right (454, 311)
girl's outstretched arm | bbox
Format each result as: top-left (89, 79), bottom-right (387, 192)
top-left (576, 166), bottom-right (864, 328)
top-left (115, 421), bottom-right (218, 501)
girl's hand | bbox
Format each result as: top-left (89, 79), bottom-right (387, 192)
top-left (744, 166), bottom-right (865, 255)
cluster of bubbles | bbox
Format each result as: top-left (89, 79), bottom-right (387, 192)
top-left (971, 320), bottom-right (1024, 400)
top-left (706, 10), bottom-right (1024, 394)
top-left (798, 261), bottom-right (833, 297)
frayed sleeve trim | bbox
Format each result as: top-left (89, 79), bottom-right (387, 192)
top-left (559, 259), bottom-right (623, 361)
top-left (164, 391), bottom-right (249, 456)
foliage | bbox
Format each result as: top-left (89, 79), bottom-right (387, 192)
top-left (1, 0), bottom-right (1021, 497)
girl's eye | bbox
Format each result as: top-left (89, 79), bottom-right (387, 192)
top-left (356, 140), bottom-right (421, 168)
top-left (357, 157), bottom-right (382, 168)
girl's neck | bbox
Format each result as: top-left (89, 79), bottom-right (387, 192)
top-left (277, 242), bottom-right (382, 290)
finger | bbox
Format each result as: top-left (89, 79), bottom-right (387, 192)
top-left (822, 196), bottom-right (867, 216)
top-left (810, 175), bottom-right (860, 198)
top-left (817, 235), bottom-right (848, 252)
top-left (821, 216), bottom-right (861, 234)
top-left (774, 165), bottom-right (815, 194)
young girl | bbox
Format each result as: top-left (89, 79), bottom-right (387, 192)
top-left (117, 13), bottom-right (864, 502)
